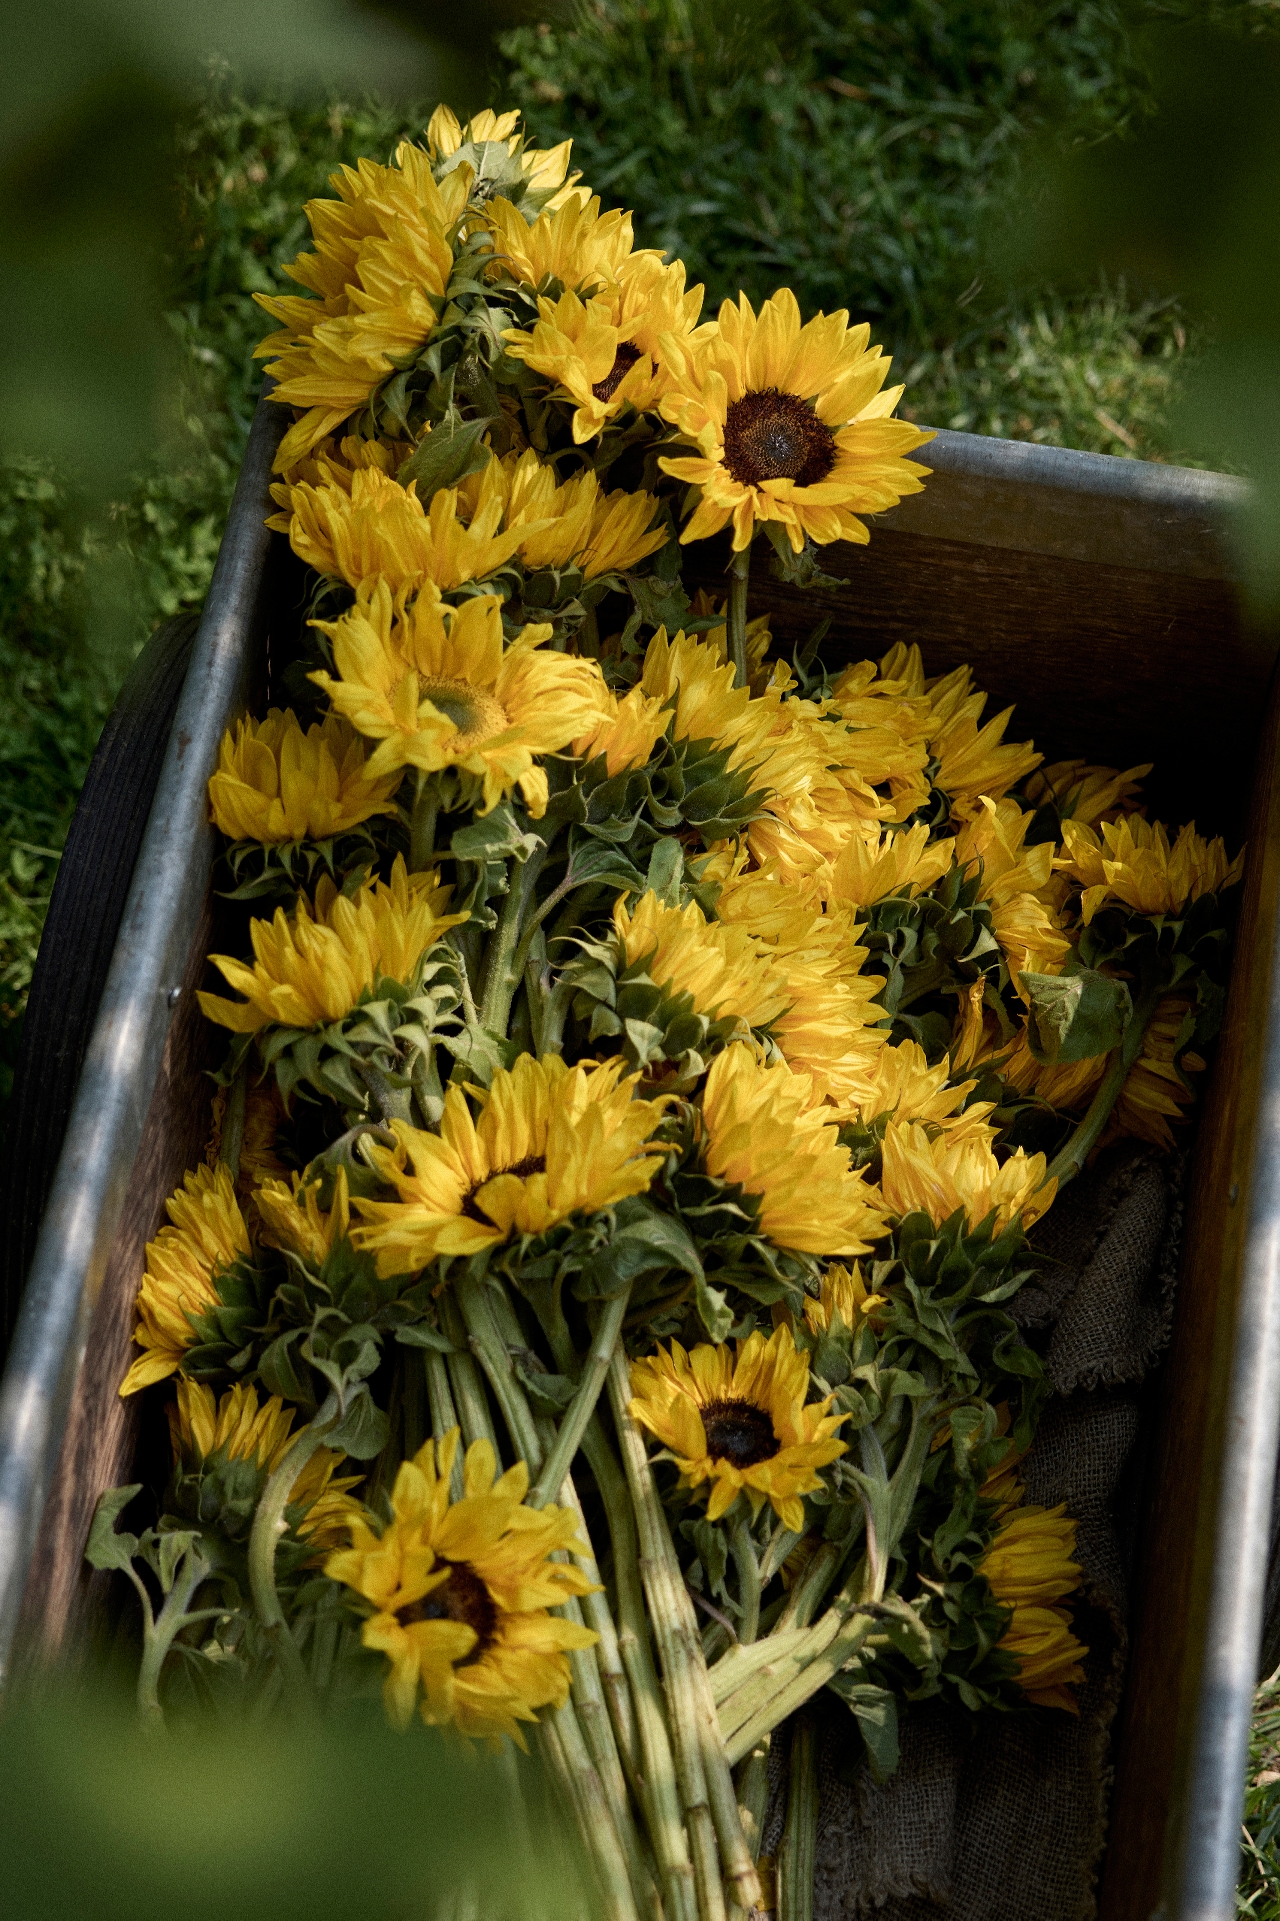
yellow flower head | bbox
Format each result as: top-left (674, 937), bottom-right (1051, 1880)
top-left (198, 856), bottom-right (464, 1037)
top-left (1057, 815), bottom-right (1245, 924)
top-left (1107, 991), bottom-right (1205, 1151)
top-left (310, 579), bottom-right (609, 817)
top-left (325, 1426), bottom-right (597, 1744)
top-left (954, 797), bottom-right (1070, 991)
top-left (929, 696), bottom-right (1042, 822)
top-left (478, 450), bottom-right (667, 578)
top-left (254, 1165), bottom-right (353, 1267)
top-left (1022, 758), bottom-right (1151, 830)
top-left (978, 1470), bottom-right (1086, 1712)
top-left (484, 193), bottom-right (647, 294)
top-left (572, 682), bottom-right (671, 776)
top-left (254, 145), bottom-right (468, 472)
top-left (169, 1378), bottom-right (362, 1555)
top-left (119, 1165), bottom-right (250, 1396)
top-left (844, 1040), bottom-right (994, 1140)
top-left (613, 891), bottom-right (792, 1035)
top-left (823, 821), bottom-right (955, 909)
top-left (207, 1078), bottom-right (289, 1190)
top-left (353, 1054), bottom-right (671, 1274)
top-left (425, 105), bottom-right (583, 212)
top-left (208, 708), bottom-right (400, 846)
top-left (281, 462), bottom-right (531, 596)
top-left (504, 252), bottom-right (704, 443)
top-left (879, 1120), bottom-right (1056, 1236)
top-left (699, 1044), bottom-right (889, 1257)
top-left (629, 1324), bottom-right (847, 1532)
top-left (657, 288), bottom-right (933, 552)
top-left (800, 1262), bottom-right (885, 1336)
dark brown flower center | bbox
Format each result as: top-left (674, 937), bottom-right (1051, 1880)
top-left (722, 388), bottom-right (837, 489)
top-left (592, 341), bottom-right (643, 403)
top-left (396, 1561), bottom-right (497, 1666)
top-left (701, 1397), bottom-right (780, 1469)
top-left (459, 1154), bottom-right (548, 1223)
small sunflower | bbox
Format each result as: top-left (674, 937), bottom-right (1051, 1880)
top-left (571, 683), bottom-right (670, 776)
top-left (657, 288), bottom-right (933, 552)
top-left (1022, 757), bottom-right (1151, 831)
top-left (698, 1044), bottom-right (889, 1257)
top-left (628, 1324), bottom-right (847, 1531)
top-left (930, 699), bottom-right (1042, 822)
top-left (169, 1378), bottom-right (363, 1556)
top-left (254, 146), bottom-right (469, 472)
top-left (978, 1472), bottom-right (1087, 1713)
top-left (119, 1165), bottom-right (250, 1396)
top-left (879, 1120), bottom-right (1056, 1236)
top-left (208, 708), bottom-right (400, 846)
top-left (425, 105), bottom-right (583, 212)
top-left (281, 462), bottom-right (533, 596)
top-left (1106, 992), bottom-right (1204, 1151)
top-left (799, 1262), bottom-right (887, 1336)
top-left (954, 797), bottom-right (1070, 992)
top-left (613, 890), bottom-right (792, 1036)
top-left (823, 821), bottom-right (955, 910)
top-left (484, 193), bottom-right (648, 294)
top-left (843, 1039), bottom-right (995, 1140)
top-left (1057, 814), bottom-right (1245, 923)
top-left (325, 1427), bottom-right (598, 1745)
top-left (310, 580), bottom-right (610, 817)
top-left (486, 450), bottom-right (667, 579)
top-left (353, 1054), bottom-right (671, 1275)
top-left (254, 1164), bottom-right (353, 1266)
top-left (504, 252), bottom-right (704, 443)
top-left (197, 856), bottom-right (464, 1038)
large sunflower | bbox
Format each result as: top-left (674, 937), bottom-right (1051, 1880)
top-left (657, 288), bottom-right (933, 552)
top-left (353, 1054), bottom-right (671, 1274)
top-left (198, 857), bottom-right (464, 1037)
top-left (119, 1165), bottom-right (250, 1396)
top-left (1057, 814), bottom-right (1245, 923)
top-left (208, 708), bottom-right (400, 845)
top-left (484, 193), bottom-right (649, 295)
top-left (310, 580), bottom-right (610, 817)
top-left (169, 1378), bottom-right (363, 1556)
top-left (281, 463), bottom-right (533, 597)
top-left (698, 1044), bottom-right (889, 1257)
top-left (326, 1427), bottom-right (598, 1744)
top-left (628, 1324), bottom-right (846, 1531)
top-left (879, 1120), bottom-right (1056, 1236)
top-left (504, 252), bottom-right (704, 443)
top-left (475, 450), bottom-right (668, 579)
top-left (823, 821), bottom-right (955, 910)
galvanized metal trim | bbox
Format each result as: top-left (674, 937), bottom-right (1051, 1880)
top-left (0, 392), bottom-right (287, 1680)
top-left (1173, 920), bottom-right (1280, 1921)
top-left (880, 427), bottom-right (1248, 580)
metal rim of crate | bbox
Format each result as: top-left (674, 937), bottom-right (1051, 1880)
top-left (0, 406), bottom-right (1267, 1921)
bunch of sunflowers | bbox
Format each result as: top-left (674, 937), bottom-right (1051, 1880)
top-left (91, 107), bottom-right (1245, 1920)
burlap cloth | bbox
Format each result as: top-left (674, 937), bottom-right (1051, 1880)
top-left (759, 1141), bottom-right (1186, 1921)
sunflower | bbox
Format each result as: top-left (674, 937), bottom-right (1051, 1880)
top-left (352, 1054), bottom-right (671, 1275)
top-left (628, 1325), bottom-right (847, 1531)
top-left (798, 1262), bottom-right (887, 1336)
top-left (698, 1044), bottom-right (889, 1257)
top-left (206, 1078), bottom-right (289, 1191)
top-left (254, 147), bottom-right (469, 472)
top-left (953, 797), bottom-right (1070, 991)
top-left (169, 1378), bottom-right (363, 1555)
top-left (504, 252), bottom-right (704, 443)
top-left (198, 856), bottom-right (464, 1037)
top-left (481, 450), bottom-right (667, 579)
top-left (571, 683), bottom-right (670, 776)
top-left (844, 1039), bottom-right (995, 1140)
top-left (1057, 814), bottom-right (1245, 923)
top-left (613, 891), bottom-right (792, 1037)
top-left (208, 708), bottom-right (400, 846)
top-left (978, 1473), bottom-right (1086, 1712)
top-left (309, 580), bottom-right (609, 817)
top-left (425, 105), bottom-right (583, 212)
top-left (1106, 992), bottom-right (1205, 1151)
top-left (281, 462), bottom-right (533, 596)
top-left (1022, 757), bottom-right (1151, 830)
top-left (254, 1164), bottom-right (353, 1266)
top-left (879, 1120), bottom-right (1056, 1236)
top-left (930, 703), bottom-right (1042, 822)
top-left (823, 821), bottom-right (956, 910)
top-left (119, 1165), bottom-right (250, 1395)
top-left (484, 193), bottom-right (648, 295)
top-left (325, 1427), bottom-right (598, 1744)
top-left (656, 288), bottom-right (933, 552)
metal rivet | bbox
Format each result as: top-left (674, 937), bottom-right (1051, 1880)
top-left (167, 987), bottom-right (182, 1007)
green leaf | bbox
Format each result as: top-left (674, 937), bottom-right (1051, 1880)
top-left (645, 837), bottom-right (684, 905)
top-left (1022, 966), bottom-right (1132, 1064)
top-left (828, 1671), bottom-right (900, 1784)
top-left (84, 1485), bottom-right (142, 1573)
top-left (515, 1365), bottom-right (577, 1413)
top-left (326, 1387), bottom-right (390, 1461)
top-left (155, 1527), bottom-right (203, 1595)
top-left (695, 1271), bottom-right (734, 1342)
top-left (450, 802), bottom-right (541, 867)
top-left (393, 1324), bottom-right (455, 1352)
top-left (575, 1197), bottom-right (704, 1301)
top-left (397, 412), bottom-right (495, 497)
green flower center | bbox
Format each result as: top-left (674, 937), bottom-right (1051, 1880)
top-left (722, 388), bottom-right (837, 490)
top-left (701, 1397), bottom-right (780, 1469)
top-left (419, 676), bottom-right (508, 749)
top-left (592, 341), bottom-right (643, 403)
top-left (397, 1560), bottom-right (497, 1666)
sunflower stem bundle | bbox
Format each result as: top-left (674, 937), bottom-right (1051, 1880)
top-left (727, 545), bottom-right (752, 691)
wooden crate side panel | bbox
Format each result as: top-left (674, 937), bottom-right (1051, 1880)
top-left (10, 911), bottom-right (217, 1674)
top-left (1099, 655), bottom-right (1280, 1918)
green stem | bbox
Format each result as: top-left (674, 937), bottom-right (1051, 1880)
top-left (358, 1060), bottom-right (412, 1124)
top-left (456, 1277), bottom-right (543, 1464)
top-left (537, 1713), bottom-right (641, 1921)
top-left (727, 543), bottom-right (751, 690)
top-left (410, 1045), bottom-right (445, 1129)
top-left (218, 1066), bottom-right (248, 1179)
top-left (732, 1736), bottom-right (771, 1866)
top-left (529, 1291), bottom-right (631, 1510)
top-left (439, 1292), bottom-right (499, 1454)
top-left (135, 1548), bottom-right (210, 1727)
top-left (448, 930), bottom-right (481, 1029)
top-left (728, 1513), bottom-right (762, 1647)
top-left (776, 1714), bottom-right (817, 1921)
top-left (247, 1389), bottom-right (338, 1715)
top-left (410, 770), bottom-right (440, 873)
top-left (1046, 977), bottom-right (1163, 1188)
top-left (480, 841), bottom-right (549, 1034)
top-left (423, 1346), bottom-right (466, 1499)
top-left (775, 1540), bottom-right (843, 1634)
